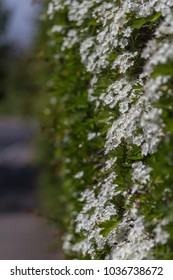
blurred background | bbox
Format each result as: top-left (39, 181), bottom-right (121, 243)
top-left (0, 0), bottom-right (63, 259)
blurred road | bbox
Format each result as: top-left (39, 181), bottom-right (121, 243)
top-left (0, 117), bottom-right (38, 212)
top-left (0, 213), bottom-right (61, 260)
top-left (0, 117), bottom-right (63, 259)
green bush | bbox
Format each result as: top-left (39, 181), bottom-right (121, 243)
top-left (42, 0), bottom-right (173, 259)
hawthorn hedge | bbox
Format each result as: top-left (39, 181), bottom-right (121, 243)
top-left (42, 0), bottom-right (173, 259)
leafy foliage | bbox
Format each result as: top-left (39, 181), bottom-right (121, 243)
top-left (41, 0), bottom-right (173, 259)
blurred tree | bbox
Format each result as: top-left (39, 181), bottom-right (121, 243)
top-left (0, 0), bottom-right (44, 116)
top-left (0, 1), bottom-right (10, 101)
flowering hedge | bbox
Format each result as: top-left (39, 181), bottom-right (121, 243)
top-left (43, 0), bottom-right (173, 259)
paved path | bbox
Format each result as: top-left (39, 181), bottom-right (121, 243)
top-left (0, 213), bottom-right (63, 260)
top-left (0, 117), bottom-right (63, 259)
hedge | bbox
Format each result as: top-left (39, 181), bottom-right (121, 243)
top-left (42, 0), bottom-right (173, 259)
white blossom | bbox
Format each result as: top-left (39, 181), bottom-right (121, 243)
top-left (132, 162), bottom-right (152, 185)
top-left (74, 171), bottom-right (84, 179)
top-left (87, 132), bottom-right (97, 140)
top-left (47, 0), bottom-right (172, 259)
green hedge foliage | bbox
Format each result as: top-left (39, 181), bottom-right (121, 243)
top-left (42, 0), bottom-right (173, 259)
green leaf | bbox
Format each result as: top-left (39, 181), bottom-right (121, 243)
top-left (153, 63), bottom-right (173, 77)
top-left (99, 219), bottom-right (119, 237)
top-left (132, 18), bottom-right (147, 29)
top-left (132, 12), bottom-right (161, 30)
top-left (148, 12), bottom-right (162, 23)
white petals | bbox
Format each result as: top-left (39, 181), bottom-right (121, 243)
top-left (48, 0), bottom-right (171, 259)
top-left (74, 171), bottom-right (84, 179)
top-left (132, 162), bottom-right (152, 185)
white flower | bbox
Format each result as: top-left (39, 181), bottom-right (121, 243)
top-left (74, 171), bottom-right (84, 179)
top-left (87, 132), bottom-right (96, 140)
top-left (48, 0), bottom-right (172, 259)
top-left (154, 219), bottom-right (170, 245)
top-left (132, 162), bottom-right (152, 185)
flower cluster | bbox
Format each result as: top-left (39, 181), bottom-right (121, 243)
top-left (46, 0), bottom-right (173, 259)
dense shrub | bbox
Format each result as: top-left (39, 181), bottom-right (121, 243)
top-left (42, 0), bottom-right (173, 259)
